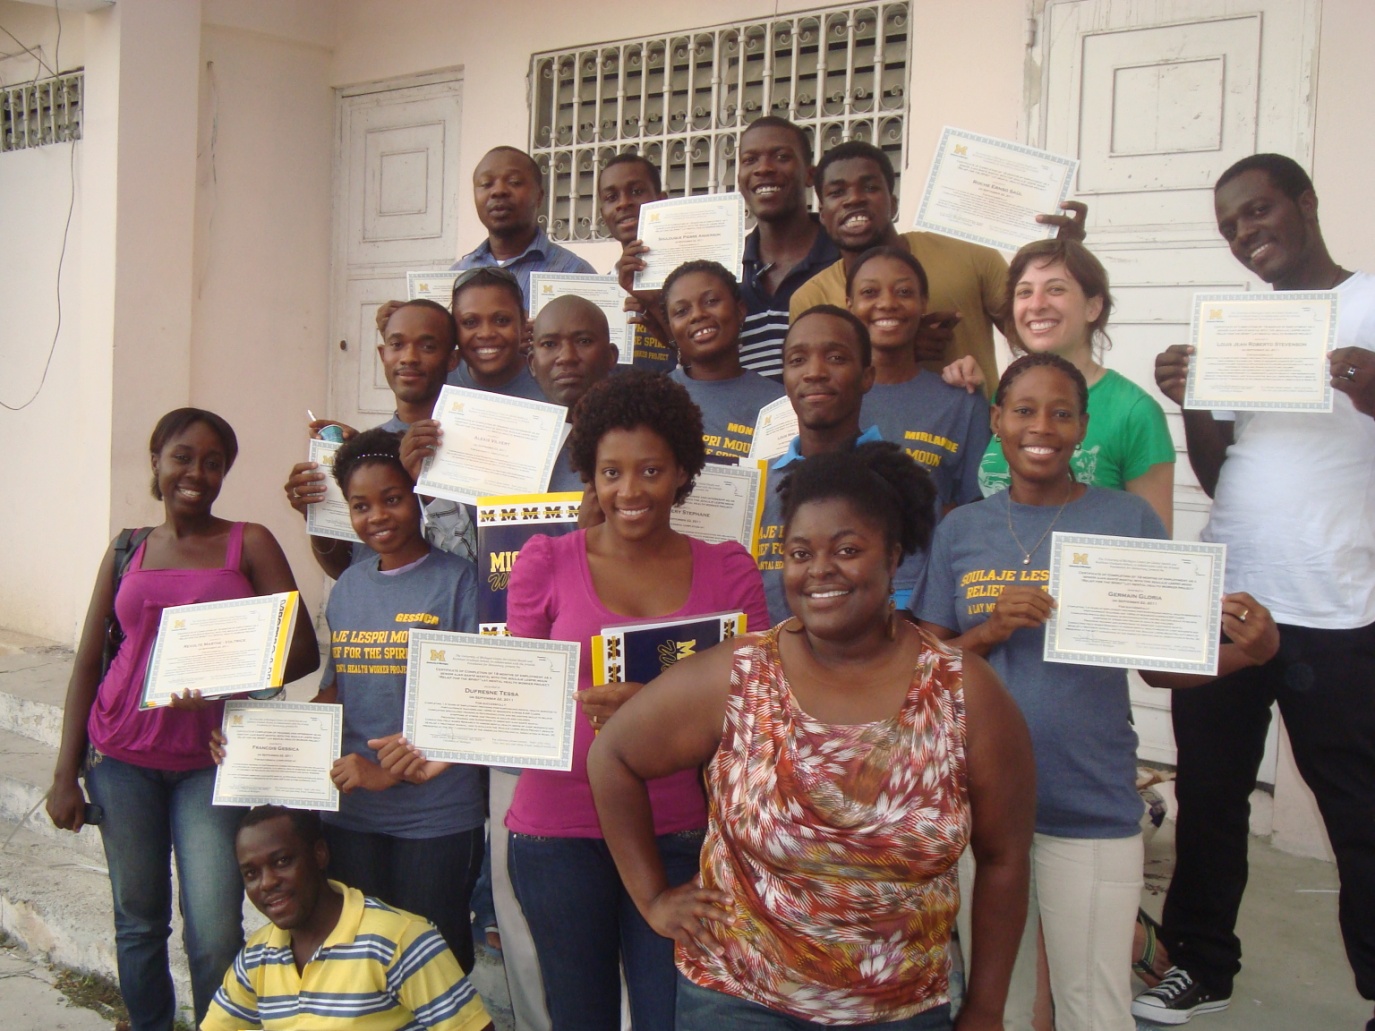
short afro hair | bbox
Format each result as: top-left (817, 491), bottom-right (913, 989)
top-left (236, 804), bottom-right (324, 850)
top-left (569, 369), bottom-right (706, 505)
top-left (845, 245), bottom-right (930, 301)
top-left (387, 298), bottom-right (459, 351)
top-left (661, 259), bottom-right (742, 317)
top-left (994, 351), bottom-right (1089, 416)
top-left (602, 151), bottom-right (663, 195)
top-left (741, 116), bottom-right (813, 161)
top-left (149, 408), bottom-right (239, 500)
top-left (778, 441), bottom-right (936, 558)
top-left (332, 426), bottom-right (411, 494)
top-left (815, 140), bottom-right (896, 195)
top-left (1215, 153), bottom-right (1314, 202)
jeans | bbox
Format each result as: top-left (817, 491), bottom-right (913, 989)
top-left (676, 972), bottom-right (953, 1029)
top-left (1163, 620), bottom-right (1375, 999)
top-left (84, 753), bottom-right (244, 1031)
top-left (323, 823), bottom-right (484, 972)
top-left (510, 828), bottom-right (705, 1031)
top-left (471, 834), bottom-right (497, 935)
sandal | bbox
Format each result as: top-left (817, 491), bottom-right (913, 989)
top-left (1133, 908), bottom-right (1170, 988)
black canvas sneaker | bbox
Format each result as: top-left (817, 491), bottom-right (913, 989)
top-left (1131, 966), bottom-right (1231, 1025)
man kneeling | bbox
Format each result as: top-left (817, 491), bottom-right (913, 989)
top-left (203, 805), bottom-right (492, 1031)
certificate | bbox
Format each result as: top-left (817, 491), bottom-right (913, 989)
top-left (1044, 534), bottom-right (1226, 676)
top-left (414, 386), bottom-right (569, 504)
top-left (670, 461), bottom-right (764, 552)
top-left (592, 611), bottom-right (747, 685)
top-left (213, 701), bottom-right (342, 811)
top-left (1184, 292), bottom-right (1337, 412)
top-left (403, 630), bottom-right (580, 770)
top-left (632, 193), bottom-right (747, 291)
top-left (304, 439), bottom-right (361, 543)
top-left (529, 273), bottom-right (634, 365)
top-left (749, 396), bottom-right (798, 461)
top-left (140, 593), bottom-right (300, 709)
top-left (913, 127), bottom-right (1078, 253)
top-left (475, 492), bottom-right (584, 635)
top-left (407, 270), bottom-right (459, 304)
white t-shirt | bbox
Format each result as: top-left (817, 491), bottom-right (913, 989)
top-left (1202, 270), bottom-right (1375, 628)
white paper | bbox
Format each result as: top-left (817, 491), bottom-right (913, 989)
top-left (632, 193), bottom-right (747, 291)
top-left (403, 630), bottom-right (580, 770)
top-left (213, 700), bottom-right (342, 811)
top-left (748, 396), bottom-right (799, 461)
top-left (670, 462), bottom-right (765, 551)
top-left (304, 439), bottom-right (361, 543)
top-left (1044, 533), bottom-right (1226, 675)
top-left (914, 127), bottom-right (1078, 253)
top-left (406, 270), bottom-right (460, 304)
top-left (141, 593), bottom-right (299, 709)
top-left (529, 272), bottom-right (634, 365)
top-left (1184, 291), bottom-right (1338, 412)
top-left (414, 386), bottom-right (569, 505)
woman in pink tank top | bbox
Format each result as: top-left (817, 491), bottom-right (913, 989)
top-left (46, 408), bottom-right (319, 1030)
top-left (590, 442), bottom-right (1036, 1030)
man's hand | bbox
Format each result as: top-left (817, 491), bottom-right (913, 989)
top-left (399, 420), bottom-right (442, 482)
top-left (375, 300), bottom-right (404, 336)
top-left (914, 310), bottom-right (962, 363)
top-left (1330, 346), bottom-right (1375, 418)
top-left (1036, 200), bottom-right (1089, 242)
top-left (1154, 344), bottom-right (1192, 406)
top-left (331, 753), bottom-right (400, 794)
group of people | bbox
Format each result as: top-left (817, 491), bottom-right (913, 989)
top-left (43, 110), bottom-right (1374, 1031)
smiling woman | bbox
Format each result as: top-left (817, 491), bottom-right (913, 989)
top-left (45, 408), bottom-right (320, 1030)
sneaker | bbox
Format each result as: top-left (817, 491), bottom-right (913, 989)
top-left (1131, 967), bottom-right (1230, 1025)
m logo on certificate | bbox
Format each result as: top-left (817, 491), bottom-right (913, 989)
top-left (429, 649), bottom-right (446, 662)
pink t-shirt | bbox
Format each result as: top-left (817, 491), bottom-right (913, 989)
top-left (87, 523), bottom-right (256, 771)
top-left (504, 530), bottom-right (770, 837)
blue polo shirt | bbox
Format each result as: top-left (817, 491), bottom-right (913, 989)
top-left (452, 227), bottom-right (595, 307)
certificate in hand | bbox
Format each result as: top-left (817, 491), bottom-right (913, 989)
top-left (1184, 292), bottom-right (1337, 412)
top-left (749, 396), bottom-right (799, 461)
top-left (140, 592), bottom-right (300, 709)
top-left (407, 270), bottom-right (460, 304)
top-left (632, 193), bottom-right (747, 291)
top-left (914, 127), bottom-right (1078, 253)
top-left (529, 273), bottom-right (634, 365)
top-left (670, 462), bottom-right (765, 552)
top-left (475, 492), bottom-right (584, 635)
top-left (403, 630), bottom-right (580, 770)
top-left (305, 439), bottom-right (361, 543)
top-left (414, 386), bottom-right (569, 505)
top-left (591, 611), bottom-right (747, 686)
top-left (213, 700), bottom-right (342, 811)
top-left (1044, 533), bottom-right (1226, 676)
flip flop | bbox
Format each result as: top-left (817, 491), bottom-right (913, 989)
top-left (1133, 908), bottom-right (1169, 988)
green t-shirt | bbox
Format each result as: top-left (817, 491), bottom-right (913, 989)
top-left (978, 369), bottom-right (1174, 496)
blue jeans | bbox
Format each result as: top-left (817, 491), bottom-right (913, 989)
top-left (676, 973), bottom-right (953, 1030)
top-left (323, 823), bottom-right (483, 972)
top-left (84, 753), bottom-right (244, 1031)
top-left (510, 828), bottom-right (705, 1031)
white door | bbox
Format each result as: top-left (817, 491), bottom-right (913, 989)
top-left (1030, 0), bottom-right (1319, 774)
top-left (331, 76), bottom-right (464, 432)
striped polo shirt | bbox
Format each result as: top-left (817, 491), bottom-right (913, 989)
top-left (203, 883), bottom-right (490, 1031)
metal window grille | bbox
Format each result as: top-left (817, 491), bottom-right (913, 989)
top-left (2, 71), bottom-right (82, 153)
top-left (530, 2), bottom-right (911, 242)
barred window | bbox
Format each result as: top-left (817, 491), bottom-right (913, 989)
top-left (2, 71), bottom-right (82, 153)
top-left (529, 2), bottom-right (911, 242)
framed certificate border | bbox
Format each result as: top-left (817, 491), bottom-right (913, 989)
top-left (403, 629), bottom-right (580, 770)
top-left (212, 700), bottom-right (342, 811)
top-left (632, 193), bottom-right (747, 291)
top-left (1044, 533), bottom-right (1226, 675)
top-left (913, 127), bottom-right (1078, 253)
top-left (1183, 291), bottom-right (1337, 412)
top-left (528, 272), bottom-right (635, 365)
top-left (140, 592), bottom-right (299, 709)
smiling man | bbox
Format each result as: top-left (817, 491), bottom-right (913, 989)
top-left (1137, 154), bottom-right (1375, 1029)
top-left (202, 806), bottom-right (492, 1031)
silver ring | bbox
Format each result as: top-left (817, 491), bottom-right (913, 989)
top-left (1344, 364), bottom-right (1358, 381)
top-left (291, 489), bottom-right (300, 499)
top-left (1239, 608), bottom-right (1249, 623)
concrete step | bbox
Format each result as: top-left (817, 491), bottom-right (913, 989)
top-left (0, 726), bottom-right (106, 863)
top-left (0, 642), bottom-right (71, 749)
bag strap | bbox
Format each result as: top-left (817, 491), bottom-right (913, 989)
top-left (111, 527), bottom-right (153, 590)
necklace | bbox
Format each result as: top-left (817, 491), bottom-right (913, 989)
top-left (1006, 476), bottom-right (1074, 566)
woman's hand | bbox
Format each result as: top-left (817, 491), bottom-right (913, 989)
top-left (577, 682), bottom-right (644, 730)
top-left (983, 587), bottom-right (1055, 646)
top-left (1221, 592), bottom-right (1279, 667)
top-left (643, 882), bottom-right (735, 958)
top-left (331, 753), bottom-right (400, 794)
top-left (168, 689), bottom-right (210, 711)
top-left (940, 353), bottom-right (984, 393)
top-left (46, 772), bottom-right (88, 832)
top-left (399, 420), bottom-right (442, 482)
top-left (209, 727), bottom-right (227, 765)
top-left (368, 733), bottom-right (451, 785)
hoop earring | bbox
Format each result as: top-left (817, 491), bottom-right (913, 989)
top-left (783, 615), bottom-right (806, 635)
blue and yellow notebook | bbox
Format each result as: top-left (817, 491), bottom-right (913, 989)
top-left (591, 611), bottom-right (747, 685)
top-left (475, 492), bottom-right (583, 635)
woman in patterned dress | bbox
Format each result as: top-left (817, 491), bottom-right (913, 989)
top-left (589, 441), bottom-right (1036, 1030)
